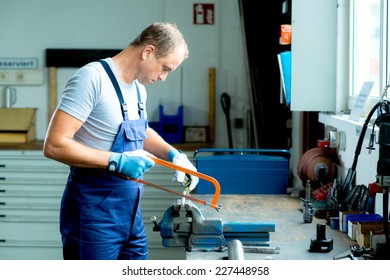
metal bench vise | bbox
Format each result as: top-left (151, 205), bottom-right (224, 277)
top-left (152, 200), bottom-right (275, 252)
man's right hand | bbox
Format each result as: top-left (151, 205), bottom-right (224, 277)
top-left (108, 150), bottom-right (155, 179)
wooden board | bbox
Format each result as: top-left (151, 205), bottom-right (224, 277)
top-left (48, 67), bottom-right (57, 121)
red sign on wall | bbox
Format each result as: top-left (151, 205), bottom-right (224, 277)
top-left (193, 3), bottom-right (214, 25)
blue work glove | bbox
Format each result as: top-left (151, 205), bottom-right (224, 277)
top-left (168, 149), bottom-right (199, 193)
top-left (108, 150), bottom-right (155, 179)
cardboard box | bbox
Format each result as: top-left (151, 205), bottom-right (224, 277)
top-left (370, 231), bottom-right (387, 253)
top-left (347, 213), bottom-right (383, 240)
top-left (357, 221), bottom-right (386, 247)
top-left (345, 214), bottom-right (382, 235)
top-left (339, 211), bottom-right (360, 232)
top-left (358, 221), bottom-right (386, 234)
top-left (347, 220), bottom-right (359, 240)
top-left (357, 231), bottom-right (370, 247)
top-left (0, 108), bottom-right (37, 143)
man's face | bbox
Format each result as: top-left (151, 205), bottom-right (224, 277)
top-left (138, 45), bottom-right (186, 85)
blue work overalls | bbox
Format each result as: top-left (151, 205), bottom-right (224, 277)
top-left (60, 60), bottom-right (148, 260)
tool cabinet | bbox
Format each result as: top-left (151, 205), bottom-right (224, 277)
top-left (0, 149), bottom-right (188, 260)
top-left (0, 150), bottom-right (66, 259)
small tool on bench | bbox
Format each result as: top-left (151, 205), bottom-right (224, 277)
top-left (309, 223), bottom-right (333, 253)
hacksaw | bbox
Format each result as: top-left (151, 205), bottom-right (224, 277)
top-left (131, 157), bottom-right (221, 211)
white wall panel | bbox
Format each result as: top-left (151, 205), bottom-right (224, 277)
top-left (0, 0), bottom-right (248, 148)
top-left (291, 0), bottom-right (337, 111)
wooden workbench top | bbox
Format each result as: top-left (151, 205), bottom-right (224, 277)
top-left (0, 140), bottom-right (44, 150)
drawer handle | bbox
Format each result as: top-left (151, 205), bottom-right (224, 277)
top-left (0, 164), bottom-right (5, 168)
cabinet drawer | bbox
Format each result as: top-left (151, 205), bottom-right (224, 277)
top-left (0, 241), bottom-right (62, 260)
top-left (0, 218), bottom-right (60, 240)
top-left (0, 202), bottom-right (59, 214)
top-left (0, 184), bottom-right (64, 194)
top-left (0, 153), bottom-right (68, 171)
top-left (0, 172), bottom-right (68, 181)
top-left (0, 196), bottom-right (61, 204)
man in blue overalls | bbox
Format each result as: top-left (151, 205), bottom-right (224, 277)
top-left (43, 22), bottom-right (198, 260)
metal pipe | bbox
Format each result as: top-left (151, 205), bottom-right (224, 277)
top-left (227, 239), bottom-right (245, 260)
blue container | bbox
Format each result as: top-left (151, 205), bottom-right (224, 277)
top-left (148, 121), bottom-right (160, 133)
top-left (159, 105), bottom-right (183, 143)
top-left (194, 149), bottom-right (290, 195)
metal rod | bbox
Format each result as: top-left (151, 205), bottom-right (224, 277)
top-left (227, 240), bottom-right (245, 260)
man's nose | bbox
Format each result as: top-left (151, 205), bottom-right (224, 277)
top-left (158, 72), bottom-right (168, 81)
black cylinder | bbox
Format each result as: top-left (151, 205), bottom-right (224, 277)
top-left (316, 224), bottom-right (326, 240)
top-left (377, 122), bottom-right (390, 176)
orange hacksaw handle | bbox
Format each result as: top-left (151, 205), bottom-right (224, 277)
top-left (147, 157), bottom-right (221, 210)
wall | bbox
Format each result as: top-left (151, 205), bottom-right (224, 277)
top-left (0, 0), bottom-right (250, 148)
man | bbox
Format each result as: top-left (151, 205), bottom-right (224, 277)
top-left (43, 22), bottom-right (198, 260)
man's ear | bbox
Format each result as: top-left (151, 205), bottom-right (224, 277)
top-left (141, 45), bottom-right (155, 60)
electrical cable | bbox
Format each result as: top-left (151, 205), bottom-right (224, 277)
top-left (351, 101), bottom-right (381, 171)
top-left (347, 94), bottom-right (390, 259)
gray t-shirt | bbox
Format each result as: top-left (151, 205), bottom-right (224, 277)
top-left (57, 58), bottom-right (148, 151)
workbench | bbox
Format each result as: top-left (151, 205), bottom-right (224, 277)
top-left (184, 194), bottom-right (356, 260)
top-left (0, 145), bottom-right (357, 260)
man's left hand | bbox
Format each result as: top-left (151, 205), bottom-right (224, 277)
top-left (169, 149), bottom-right (199, 192)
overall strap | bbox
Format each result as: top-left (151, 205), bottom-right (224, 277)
top-left (99, 60), bottom-right (128, 119)
top-left (135, 82), bottom-right (145, 119)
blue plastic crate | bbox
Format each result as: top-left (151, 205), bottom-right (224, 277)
top-left (159, 105), bottom-right (183, 143)
top-left (194, 149), bottom-right (290, 195)
top-left (148, 121), bottom-right (160, 133)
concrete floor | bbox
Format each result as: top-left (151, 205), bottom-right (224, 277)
top-left (184, 194), bottom-right (357, 260)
